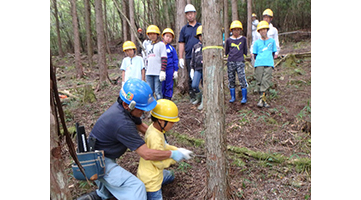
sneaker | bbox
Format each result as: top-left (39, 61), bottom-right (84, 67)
top-left (257, 99), bottom-right (263, 107)
top-left (77, 191), bottom-right (101, 200)
top-left (263, 101), bottom-right (270, 108)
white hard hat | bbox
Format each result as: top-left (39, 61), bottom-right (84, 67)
top-left (184, 4), bottom-right (196, 13)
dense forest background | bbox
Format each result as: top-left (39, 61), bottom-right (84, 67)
top-left (50, 0), bottom-right (311, 56)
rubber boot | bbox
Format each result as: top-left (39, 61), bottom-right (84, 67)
top-left (229, 88), bottom-right (236, 103)
top-left (241, 88), bottom-right (247, 104)
top-left (192, 91), bottom-right (202, 105)
top-left (197, 95), bottom-right (203, 110)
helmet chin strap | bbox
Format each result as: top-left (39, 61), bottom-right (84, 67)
top-left (157, 120), bottom-right (168, 134)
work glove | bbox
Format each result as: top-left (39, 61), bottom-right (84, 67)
top-left (190, 69), bottom-right (194, 80)
top-left (173, 71), bottom-right (178, 79)
top-left (179, 58), bottom-right (184, 69)
top-left (170, 150), bottom-right (184, 162)
top-left (159, 71), bottom-right (166, 82)
top-left (177, 148), bottom-right (193, 160)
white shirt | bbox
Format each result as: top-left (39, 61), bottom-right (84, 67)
top-left (250, 23), bottom-right (280, 55)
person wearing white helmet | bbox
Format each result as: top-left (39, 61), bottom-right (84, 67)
top-left (178, 4), bottom-right (202, 103)
top-left (251, 8), bottom-right (280, 59)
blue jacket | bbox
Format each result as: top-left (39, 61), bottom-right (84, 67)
top-left (164, 43), bottom-right (179, 71)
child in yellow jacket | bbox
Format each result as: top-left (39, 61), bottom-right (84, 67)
top-left (137, 99), bottom-right (192, 200)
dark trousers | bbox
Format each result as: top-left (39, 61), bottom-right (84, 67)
top-left (186, 59), bottom-right (195, 99)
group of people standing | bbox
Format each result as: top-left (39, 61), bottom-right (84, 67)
top-left (77, 4), bottom-right (281, 200)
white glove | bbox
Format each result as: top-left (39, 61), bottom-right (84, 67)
top-left (177, 148), bottom-right (193, 160)
top-left (179, 58), bottom-right (184, 69)
top-left (173, 71), bottom-right (178, 79)
top-left (159, 71), bottom-right (166, 82)
top-left (190, 69), bottom-right (194, 80)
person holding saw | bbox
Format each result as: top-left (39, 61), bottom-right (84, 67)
top-left (77, 78), bottom-right (191, 200)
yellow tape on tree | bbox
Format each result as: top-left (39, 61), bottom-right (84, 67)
top-left (202, 46), bottom-right (224, 51)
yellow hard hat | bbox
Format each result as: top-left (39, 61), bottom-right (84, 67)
top-left (151, 99), bottom-right (180, 122)
top-left (263, 8), bottom-right (273, 17)
top-left (252, 13), bottom-right (257, 17)
top-left (162, 28), bottom-right (175, 38)
top-left (196, 25), bottom-right (202, 36)
top-left (146, 25), bottom-right (160, 35)
top-left (122, 41), bottom-right (136, 52)
top-left (257, 20), bottom-right (269, 32)
top-left (230, 20), bottom-right (243, 31)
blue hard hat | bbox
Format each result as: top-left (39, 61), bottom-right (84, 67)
top-left (120, 78), bottom-right (157, 111)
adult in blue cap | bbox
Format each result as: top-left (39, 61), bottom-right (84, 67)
top-left (78, 78), bottom-right (191, 200)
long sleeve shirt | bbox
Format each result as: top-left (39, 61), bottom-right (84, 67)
top-left (137, 123), bottom-right (177, 192)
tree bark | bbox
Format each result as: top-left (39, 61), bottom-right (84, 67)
top-left (175, 0), bottom-right (188, 94)
top-left (103, 0), bottom-right (112, 54)
top-left (201, 0), bottom-right (230, 199)
top-left (95, 0), bottom-right (108, 83)
top-left (50, 58), bottom-right (72, 200)
top-left (224, 0), bottom-right (229, 45)
top-left (84, 0), bottom-right (93, 67)
top-left (129, 0), bottom-right (136, 43)
top-left (247, 0), bottom-right (252, 50)
top-left (231, 0), bottom-right (238, 20)
top-left (163, 0), bottom-right (171, 28)
top-left (121, 0), bottom-right (128, 41)
top-left (52, 0), bottom-right (64, 57)
top-left (70, 0), bottom-right (84, 78)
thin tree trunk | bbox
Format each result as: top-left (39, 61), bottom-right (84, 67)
top-left (129, 0), bottom-right (136, 43)
top-left (224, 0), bottom-right (229, 44)
top-left (231, 0), bottom-right (238, 20)
top-left (201, 0), bottom-right (230, 199)
top-left (84, 0), bottom-right (93, 67)
top-left (95, 0), bottom-right (108, 83)
top-left (52, 0), bottom-right (64, 57)
top-left (121, 0), bottom-right (128, 41)
top-left (175, 0), bottom-right (187, 94)
top-left (163, 0), bottom-right (171, 28)
top-left (70, 0), bottom-right (84, 78)
top-left (247, 0), bottom-right (252, 50)
top-left (50, 58), bottom-right (72, 200)
top-left (103, 0), bottom-right (111, 54)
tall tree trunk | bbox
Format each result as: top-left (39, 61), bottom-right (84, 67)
top-left (129, 0), bottom-right (136, 43)
top-left (95, 0), bottom-right (108, 83)
top-left (70, 0), bottom-right (84, 78)
top-left (50, 58), bottom-right (72, 200)
top-left (247, 0), bottom-right (252, 50)
top-left (224, 0), bottom-right (229, 44)
top-left (201, 0), bottom-right (230, 199)
top-left (175, 0), bottom-right (187, 94)
top-left (84, 0), bottom-right (93, 67)
top-left (52, 0), bottom-right (64, 57)
top-left (121, 0), bottom-right (128, 41)
top-left (231, 0), bottom-right (238, 20)
top-left (163, 0), bottom-right (171, 28)
top-left (103, 0), bottom-right (112, 54)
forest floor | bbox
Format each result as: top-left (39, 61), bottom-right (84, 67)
top-left (53, 34), bottom-right (311, 199)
